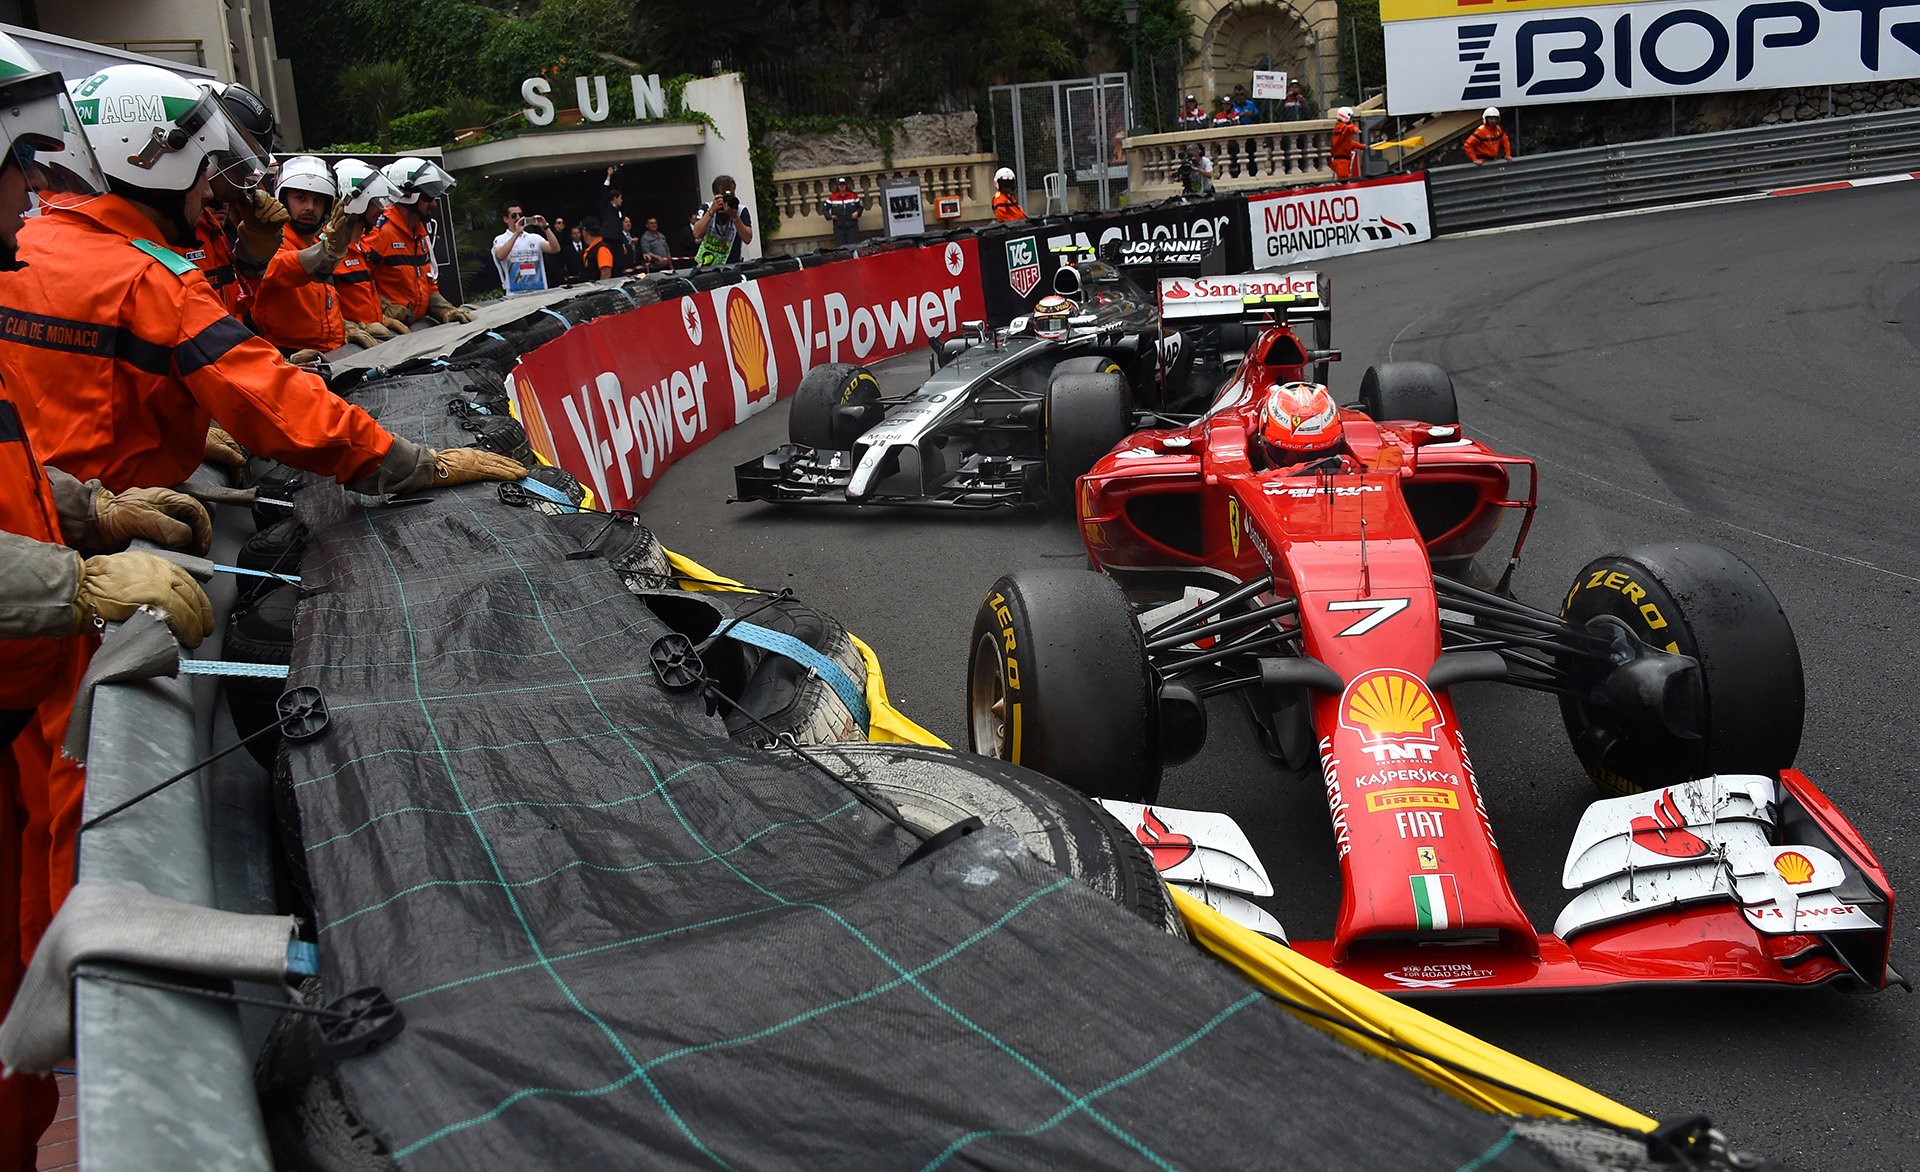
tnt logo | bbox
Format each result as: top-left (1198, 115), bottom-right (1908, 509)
top-left (1340, 669), bottom-right (1447, 763)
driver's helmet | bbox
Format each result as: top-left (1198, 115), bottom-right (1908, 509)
top-left (1259, 381), bottom-right (1343, 463)
top-left (1031, 293), bottom-right (1077, 338)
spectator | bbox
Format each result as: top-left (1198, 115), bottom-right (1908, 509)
top-left (1211, 97), bottom-right (1244, 178)
top-left (1231, 84), bottom-right (1261, 176)
top-left (822, 176), bottom-right (864, 247)
top-left (1177, 93), bottom-right (1208, 131)
top-left (579, 216), bottom-right (615, 279)
top-left (638, 216), bottom-right (673, 271)
top-left (991, 167), bottom-right (1025, 221)
top-left (1178, 142), bottom-right (1215, 197)
top-left (1330, 107), bottom-right (1361, 180)
top-left (599, 166), bottom-right (631, 272)
top-left (1279, 79), bottom-right (1315, 174)
top-left (691, 174), bottom-right (754, 266)
top-left (491, 202), bottom-right (560, 295)
top-left (620, 214), bottom-right (640, 273)
top-left (1464, 106), bottom-right (1514, 164)
top-left (546, 214), bottom-right (580, 285)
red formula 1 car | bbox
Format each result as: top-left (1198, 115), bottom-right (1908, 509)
top-left (964, 275), bottom-right (1900, 996)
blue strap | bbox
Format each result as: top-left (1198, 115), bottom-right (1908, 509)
top-left (213, 562), bottom-right (302, 584)
top-left (484, 330), bottom-right (507, 341)
top-left (286, 940), bottom-right (319, 977)
top-left (516, 476), bottom-right (579, 509)
top-left (538, 307), bottom-right (572, 327)
top-left (719, 622), bottom-right (870, 733)
top-left (178, 660), bottom-right (290, 680)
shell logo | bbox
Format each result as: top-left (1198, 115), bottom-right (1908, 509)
top-left (1774, 851), bottom-right (1816, 885)
top-left (725, 289), bottom-right (771, 405)
top-left (1341, 669), bottom-right (1443, 741)
top-left (513, 374), bottom-right (558, 464)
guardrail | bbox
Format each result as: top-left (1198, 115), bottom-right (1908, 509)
top-left (769, 154), bottom-right (997, 244)
top-left (1427, 106), bottom-right (1920, 234)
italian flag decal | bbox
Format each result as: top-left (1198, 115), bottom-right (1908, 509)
top-left (1409, 874), bottom-right (1462, 929)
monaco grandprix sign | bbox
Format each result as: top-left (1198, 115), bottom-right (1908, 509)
top-left (1383, 0), bottom-right (1920, 113)
top-left (1245, 174), bottom-right (1432, 266)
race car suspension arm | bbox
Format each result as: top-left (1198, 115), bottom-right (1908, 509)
top-left (1139, 575), bottom-right (1278, 646)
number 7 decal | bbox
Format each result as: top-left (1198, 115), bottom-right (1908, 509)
top-left (1328, 597), bottom-right (1409, 636)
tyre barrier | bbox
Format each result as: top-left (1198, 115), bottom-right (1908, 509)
top-left (222, 581), bottom-right (298, 770)
top-left (234, 519), bottom-right (309, 607)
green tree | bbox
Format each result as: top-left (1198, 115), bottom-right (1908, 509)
top-left (340, 61), bottom-right (415, 151)
top-left (1337, 0), bottom-right (1386, 106)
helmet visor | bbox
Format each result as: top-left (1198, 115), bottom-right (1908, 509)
top-left (410, 161), bottom-right (454, 201)
top-left (165, 89), bottom-right (270, 193)
top-left (0, 71), bottom-right (107, 196)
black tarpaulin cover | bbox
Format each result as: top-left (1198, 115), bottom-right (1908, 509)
top-left (279, 372), bottom-right (1573, 1169)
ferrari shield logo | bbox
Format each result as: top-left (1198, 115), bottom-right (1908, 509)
top-left (1006, 236), bottom-right (1041, 298)
top-left (1228, 498), bottom-right (1242, 558)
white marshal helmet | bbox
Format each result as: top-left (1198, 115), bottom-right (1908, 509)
top-left (0, 32), bottom-right (106, 195)
top-left (1483, 106), bottom-right (1501, 119)
top-left (381, 156), bottom-right (454, 205)
top-left (1335, 107), bottom-right (1354, 123)
top-left (275, 154), bottom-right (335, 200)
top-left (70, 63), bottom-right (267, 192)
top-left (994, 166), bottom-right (1015, 183)
top-left (333, 158), bottom-right (394, 216)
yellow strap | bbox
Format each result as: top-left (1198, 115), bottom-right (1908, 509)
top-left (1172, 890), bottom-right (1658, 1131)
top-left (662, 548), bottom-right (948, 748)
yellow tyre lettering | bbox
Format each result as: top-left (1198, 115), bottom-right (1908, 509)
top-left (1639, 602), bottom-right (1667, 630)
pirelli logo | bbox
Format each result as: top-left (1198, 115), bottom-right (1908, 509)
top-left (1365, 788), bottom-right (1459, 813)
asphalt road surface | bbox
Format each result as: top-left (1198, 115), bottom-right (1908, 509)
top-left (639, 186), bottom-right (1920, 1171)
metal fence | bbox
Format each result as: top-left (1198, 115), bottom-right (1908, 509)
top-left (989, 75), bottom-right (1133, 215)
top-left (1428, 106), bottom-right (1920, 235)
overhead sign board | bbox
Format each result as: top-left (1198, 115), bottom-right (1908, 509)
top-left (1382, 0), bottom-right (1920, 113)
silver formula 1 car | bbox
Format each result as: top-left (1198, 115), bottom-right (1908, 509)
top-left (732, 244), bottom-right (1327, 510)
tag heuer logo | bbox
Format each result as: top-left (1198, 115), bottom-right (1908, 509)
top-left (1006, 236), bottom-right (1041, 298)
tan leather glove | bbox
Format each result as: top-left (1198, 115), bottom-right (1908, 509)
top-left (380, 301), bottom-right (414, 332)
top-left (286, 348), bottom-right (326, 366)
top-left (233, 189), bottom-right (291, 264)
top-left (72, 550), bottom-right (214, 648)
top-left (353, 318), bottom-right (394, 342)
top-left (91, 487), bottom-right (212, 554)
top-left (204, 426), bottom-right (247, 471)
top-left (319, 201), bottom-right (355, 262)
top-left (343, 322), bottom-right (378, 349)
top-left (425, 291), bottom-right (475, 324)
top-left (431, 447), bottom-right (527, 486)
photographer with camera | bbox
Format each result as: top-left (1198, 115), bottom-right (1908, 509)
top-left (691, 174), bottom-right (754, 267)
top-left (1176, 142), bottom-right (1215, 198)
top-left (491, 201), bottom-right (560, 294)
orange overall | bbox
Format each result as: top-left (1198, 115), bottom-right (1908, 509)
top-left (251, 223), bottom-right (345, 354)
top-left (1330, 122), bottom-right (1362, 180)
top-left (359, 205), bottom-right (434, 323)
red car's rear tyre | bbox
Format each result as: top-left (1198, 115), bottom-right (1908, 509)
top-left (968, 569), bottom-right (1160, 803)
top-left (1558, 543), bottom-right (1803, 796)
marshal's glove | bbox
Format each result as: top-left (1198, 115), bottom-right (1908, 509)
top-left (71, 550), bottom-right (213, 648)
top-left (286, 349), bottom-right (326, 366)
top-left (343, 322), bottom-right (379, 349)
top-left (432, 446), bottom-right (525, 486)
top-left (352, 318), bottom-right (394, 343)
top-left (425, 291), bottom-right (476, 324)
top-left (232, 189), bottom-right (291, 266)
top-left (89, 487), bottom-right (212, 554)
top-left (319, 201), bottom-right (356, 263)
top-left (380, 301), bottom-right (414, 332)
top-left (203, 426), bottom-right (248, 471)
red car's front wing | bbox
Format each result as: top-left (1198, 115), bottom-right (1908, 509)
top-left (1277, 768), bottom-right (1898, 995)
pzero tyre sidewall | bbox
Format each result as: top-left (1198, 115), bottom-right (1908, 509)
top-left (1044, 371), bottom-right (1130, 507)
top-left (1357, 361), bottom-right (1460, 426)
top-left (1558, 543), bottom-right (1805, 796)
top-left (789, 362), bottom-right (880, 450)
top-left (825, 742), bottom-right (1182, 936)
top-left (968, 569), bottom-right (1160, 802)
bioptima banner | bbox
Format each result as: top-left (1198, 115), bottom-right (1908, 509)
top-left (1383, 0), bottom-right (1920, 113)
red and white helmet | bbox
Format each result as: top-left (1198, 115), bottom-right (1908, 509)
top-left (1335, 107), bottom-right (1354, 124)
top-left (1259, 381), bottom-right (1343, 461)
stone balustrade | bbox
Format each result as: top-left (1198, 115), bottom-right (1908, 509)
top-left (769, 154), bottom-right (1000, 243)
top-left (1126, 118), bottom-right (1342, 202)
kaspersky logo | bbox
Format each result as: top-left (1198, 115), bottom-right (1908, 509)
top-left (1340, 669), bottom-right (1447, 763)
top-left (1006, 236), bottom-right (1041, 297)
